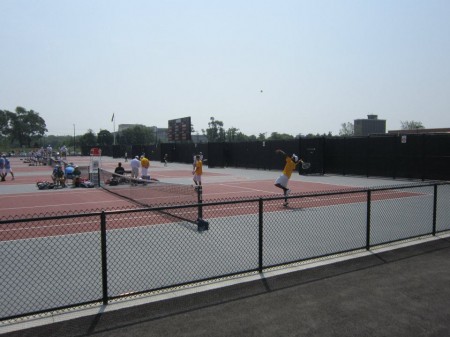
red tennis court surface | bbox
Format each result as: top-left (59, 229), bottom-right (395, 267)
top-left (1, 156), bottom-right (421, 241)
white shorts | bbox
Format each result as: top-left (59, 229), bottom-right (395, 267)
top-left (131, 167), bottom-right (139, 178)
top-left (275, 174), bottom-right (289, 189)
top-left (193, 174), bottom-right (202, 183)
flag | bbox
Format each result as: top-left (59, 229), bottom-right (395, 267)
top-left (111, 113), bottom-right (115, 122)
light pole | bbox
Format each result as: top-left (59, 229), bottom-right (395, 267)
top-left (73, 124), bottom-right (76, 155)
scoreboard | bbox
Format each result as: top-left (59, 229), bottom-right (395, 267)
top-left (167, 117), bottom-right (191, 141)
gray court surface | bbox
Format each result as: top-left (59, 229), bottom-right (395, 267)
top-left (2, 237), bottom-right (450, 337)
top-left (2, 163), bottom-right (450, 336)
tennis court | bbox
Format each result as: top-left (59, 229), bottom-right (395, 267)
top-left (0, 155), bottom-right (420, 217)
top-left (3, 155), bottom-right (449, 321)
top-left (0, 155), bottom-right (426, 240)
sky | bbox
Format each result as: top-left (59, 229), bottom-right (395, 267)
top-left (1, 0), bottom-right (449, 137)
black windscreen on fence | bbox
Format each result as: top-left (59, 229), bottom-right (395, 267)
top-left (345, 137), bottom-right (369, 176)
top-left (367, 136), bottom-right (397, 178)
top-left (423, 134), bottom-right (450, 180)
top-left (113, 133), bottom-right (449, 180)
top-left (395, 135), bottom-right (424, 180)
top-left (323, 137), bottom-right (346, 175)
top-left (299, 137), bottom-right (324, 175)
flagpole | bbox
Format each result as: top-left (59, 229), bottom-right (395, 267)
top-left (112, 113), bottom-right (116, 145)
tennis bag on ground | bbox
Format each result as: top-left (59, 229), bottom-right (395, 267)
top-left (79, 178), bottom-right (95, 188)
top-left (36, 181), bottom-right (55, 190)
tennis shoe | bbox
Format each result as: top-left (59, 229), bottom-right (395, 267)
top-left (283, 202), bottom-right (289, 207)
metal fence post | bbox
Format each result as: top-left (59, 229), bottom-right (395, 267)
top-left (100, 211), bottom-right (108, 305)
top-left (366, 190), bottom-right (372, 250)
top-left (258, 198), bottom-right (263, 273)
top-left (432, 184), bottom-right (437, 235)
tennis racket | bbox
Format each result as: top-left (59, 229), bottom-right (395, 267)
top-left (301, 162), bottom-right (311, 170)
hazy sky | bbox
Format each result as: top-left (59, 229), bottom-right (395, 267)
top-left (1, 0), bottom-right (449, 137)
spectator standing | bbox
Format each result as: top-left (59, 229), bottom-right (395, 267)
top-left (0, 155), bottom-right (5, 181)
top-left (3, 155), bottom-right (15, 180)
top-left (130, 156), bottom-right (141, 184)
top-left (140, 155), bottom-right (150, 181)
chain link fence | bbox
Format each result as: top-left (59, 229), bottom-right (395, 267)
top-left (1, 181), bottom-right (449, 322)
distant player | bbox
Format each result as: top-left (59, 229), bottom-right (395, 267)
top-left (192, 154), bottom-right (203, 187)
top-left (274, 149), bottom-right (303, 206)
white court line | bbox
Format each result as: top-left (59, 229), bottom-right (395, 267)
top-left (0, 189), bottom-right (107, 200)
top-left (209, 183), bottom-right (277, 195)
top-left (1, 199), bottom-right (124, 211)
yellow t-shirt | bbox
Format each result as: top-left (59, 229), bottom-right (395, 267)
top-left (194, 160), bottom-right (203, 175)
top-left (141, 157), bottom-right (150, 168)
top-left (282, 157), bottom-right (297, 178)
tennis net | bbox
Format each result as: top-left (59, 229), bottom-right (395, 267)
top-left (99, 168), bottom-right (202, 224)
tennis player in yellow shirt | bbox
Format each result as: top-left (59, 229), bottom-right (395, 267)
top-left (192, 154), bottom-right (203, 188)
top-left (274, 149), bottom-right (303, 206)
top-left (140, 155), bottom-right (150, 181)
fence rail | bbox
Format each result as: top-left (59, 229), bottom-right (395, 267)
top-left (1, 181), bottom-right (450, 322)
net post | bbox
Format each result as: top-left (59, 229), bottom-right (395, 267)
top-left (197, 186), bottom-right (203, 219)
top-left (197, 186), bottom-right (209, 232)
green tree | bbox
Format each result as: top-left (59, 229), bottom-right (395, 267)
top-left (235, 132), bottom-right (251, 142)
top-left (97, 129), bottom-right (114, 146)
top-left (117, 125), bottom-right (155, 145)
top-left (226, 127), bottom-right (239, 142)
top-left (257, 133), bottom-right (267, 141)
top-left (0, 110), bottom-right (9, 137)
top-left (203, 117), bottom-right (225, 142)
top-left (267, 132), bottom-right (294, 140)
top-left (2, 107), bottom-right (47, 146)
top-left (79, 129), bottom-right (97, 148)
top-left (401, 120), bottom-right (425, 130)
top-left (339, 122), bottom-right (354, 136)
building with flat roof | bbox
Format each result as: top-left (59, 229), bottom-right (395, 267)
top-left (354, 114), bottom-right (386, 136)
top-left (388, 128), bottom-right (450, 135)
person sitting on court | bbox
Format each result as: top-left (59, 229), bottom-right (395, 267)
top-left (64, 163), bottom-right (75, 179)
top-left (114, 162), bottom-right (125, 176)
top-left (72, 165), bottom-right (82, 187)
top-left (112, 162), bottom-right (126, 184)
top-left (51, 164), bottom-right (66, 187)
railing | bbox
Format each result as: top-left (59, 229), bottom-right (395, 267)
top-left (1, 181), bottom-right (449, 322)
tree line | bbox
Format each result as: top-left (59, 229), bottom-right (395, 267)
top-left (0, 106), bottom-right (426, 152)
